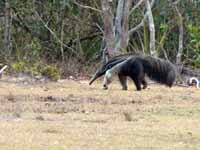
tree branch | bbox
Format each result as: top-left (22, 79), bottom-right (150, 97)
top-left (128, 0), bottom-right (155, 35)
top-left (35, 11), bottom-right (79, 57)
top-left (129, 0), bottom-right (144, 15)
top-left (73, 1), bottom-right (102, 13)
top-left (67, 32), bottom-right (102, 47)
top-left (12, 7), bottom-right (32, 34)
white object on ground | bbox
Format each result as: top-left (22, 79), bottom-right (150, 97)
top-left (189, 77), bottom-right (199, 88)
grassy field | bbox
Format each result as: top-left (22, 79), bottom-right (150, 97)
top-left (0, 77), bottom-right (200, 150)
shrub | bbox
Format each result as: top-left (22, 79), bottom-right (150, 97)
top-left (40, 65), bottom-right (60, 81)
top-left (12, 61), bottom-right (60, 81)
top-left (188, 25), bottom-right (200, 67)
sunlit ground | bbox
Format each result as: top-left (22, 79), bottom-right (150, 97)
top-left (0, 78), bottom-right (199, 150)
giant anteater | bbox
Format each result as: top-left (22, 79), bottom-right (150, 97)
top-left (103, 55), bottom-right (176, 91)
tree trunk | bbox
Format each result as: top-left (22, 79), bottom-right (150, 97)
top-left (115, 0), bottom-right (131, 51)
top-left (101, 0), bottom-right (131, 60)
top-left (101, 0), bottom-right (115, 57)
top-left (120, 0), bottom-right (132, 50)
top-left (175, 6), bottom-right (183, 65)
top-left (115, 0), bottom-right (125, 51)
top-left (145, 0), bottom-right (157, 57)
top-left (101, 0), bottom-right (156, 60)
top-left (4, 0), bottom-right (12, 56)
top-left (60, 19), bottom-right (65, 62)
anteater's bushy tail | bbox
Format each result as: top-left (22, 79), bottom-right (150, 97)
top-left (142, 56), bottom-right (176, 87)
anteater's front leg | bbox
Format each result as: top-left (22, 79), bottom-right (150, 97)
top-left (118, 74), bottom-right (128, 90)
top-left (102, 70), bottom-right (112, 90)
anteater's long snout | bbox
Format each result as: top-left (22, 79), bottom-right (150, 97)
top-left (89, 70), bottom-right (102, 85)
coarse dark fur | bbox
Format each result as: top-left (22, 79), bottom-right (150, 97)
top-left (89, 53), bottom-right (144, 90)
top-left (103, 56), bottom-right (176, 91)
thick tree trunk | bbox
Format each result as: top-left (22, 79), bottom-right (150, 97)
top-left (101, 0), bottom-right (156, 61)
top-left (145, 0), bottom-right (157, 57)
top-left (101, 0), bottom-right (115, 57)
top-left (101, 0), bottom-right (131, 60)
top-left (175, 6), bottom-right (183, 65)
top-left (4, 0), bottom-right (12, 55)
top-left (121, 0), bottom-right (132, 50)
top-left (115, 0), bottom-right (125, 52)
top-left (115, 0), bottom-right (131, 51)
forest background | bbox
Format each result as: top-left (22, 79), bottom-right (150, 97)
top-left (0, 0), bottom-right (199, 80)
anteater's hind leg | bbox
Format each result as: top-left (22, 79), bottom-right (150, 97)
top-left (130, 62), bottom-right (145, 91)
top-left (131, 77), bottom-right (142, 91)
top-left (166, 70), bottom-right (176, 88)
top-left (118, 75), bottom-right (128, 90)
top-left (142, 78), bottom-right (147, 89)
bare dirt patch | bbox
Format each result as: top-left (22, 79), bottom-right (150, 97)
top-left (0, 77), bottom-right (199, 150)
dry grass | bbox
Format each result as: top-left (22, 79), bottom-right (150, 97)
top-left (0, 78), bottom-right (200, 150)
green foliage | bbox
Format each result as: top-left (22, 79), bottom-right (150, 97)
top-left (12, 62), bottom-right (26, 72)
top-left (188, 25), bottom-right (200, 66)
top-left (12, 61), bottom-right (60, 80)
top-left (25, 38), bottom-right (42, 59)
top-left (40, 65), bottom-right (60, 81)
top-left (12, 61), bottom-right (42, 77)
top-left (159, 24), bottom-right (168, 33)
top-left (1, 0), bottom-right (200, 75)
